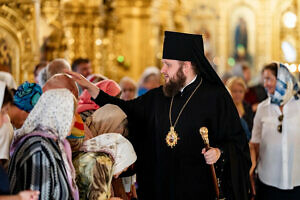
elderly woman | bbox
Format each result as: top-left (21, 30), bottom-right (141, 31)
top-left (250, 63), bottom-right (300, 199)
top-left (73, 104), bottom-right (136, 200)
top-left (9, 89), bottom-right (79, 200)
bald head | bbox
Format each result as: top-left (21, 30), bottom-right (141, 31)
top-left (43, 74), bottom-right (79, 99)
top-left (47, 59), bottom-right (71, 80)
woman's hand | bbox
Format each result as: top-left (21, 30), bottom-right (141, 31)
top-left (17, 190), bottom-right (39, 200)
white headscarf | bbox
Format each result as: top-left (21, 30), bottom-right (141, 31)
top-left (0, 81), bottom-right (13, 160)
top-left (80, 133), bottom-right (137, 175)
top-left (0, 81), bottom-right (5, 109)
top-left (15, 88), bottom-right (79, 199)
top-left (0, 116), bottom-right (13, 160)
top-left (0, 72), bottom-right (17, 89)
top-left (15, 88), bottom-right (75, 140)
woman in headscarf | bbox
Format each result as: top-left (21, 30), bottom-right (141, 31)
top-left (77, 80), bottom-right (121, 122)
top-left (73, 104), bottom-right (135, 200)
top-left (250, 63), bottom-right (300, 199)
top-left (84, 104), bottom-right (127, 139)
top-left (7, 82), bottom-right (42, 129)
top-left (9, 89), bottom-right (79, 200)
top-left (74, 133), bottom-right (136, 200)
top-left (42, 73), bottom-right (86, 153)
top-left (0, 81), bottom-right (39, 200)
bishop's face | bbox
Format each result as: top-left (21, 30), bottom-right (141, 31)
top-left (161, 59), bottom-right (186, 97)
top-left (161, 59), bottom-right (182, 83)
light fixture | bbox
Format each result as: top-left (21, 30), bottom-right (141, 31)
top-left (95, 39), bottom-right (102, 46)
top-left (283, 11), bottom-right (297, 28)
top-left (281, 41), bottom-right (296, 62)
top-left (289, 64), bottom-right (297, 73)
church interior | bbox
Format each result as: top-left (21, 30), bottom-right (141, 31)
top-left (0, 0), bottom-right (299, 85)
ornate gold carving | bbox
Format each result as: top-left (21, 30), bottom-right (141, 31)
top-left (0, 1), bottom-right (38, 83)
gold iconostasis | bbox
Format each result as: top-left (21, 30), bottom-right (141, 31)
top-left (0, 0), bottom-right (299, 84)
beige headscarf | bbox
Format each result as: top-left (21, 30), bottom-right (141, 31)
top-left (85, 104), bottom-right (127, 138)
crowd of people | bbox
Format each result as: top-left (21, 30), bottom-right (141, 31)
top-left (0, 31), bottom-right (299, 200)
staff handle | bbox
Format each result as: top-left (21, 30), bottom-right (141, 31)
top-left (200, 127), bottom-right (220, 200)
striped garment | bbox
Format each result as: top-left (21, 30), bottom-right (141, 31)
top-left (8, 136), bottom-right (73, 200)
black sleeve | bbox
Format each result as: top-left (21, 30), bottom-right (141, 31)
top-left (92, 90), bottom-right (145, 121)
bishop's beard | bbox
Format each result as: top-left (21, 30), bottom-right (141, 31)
top-left (163, 66), bottom-right (186, 97)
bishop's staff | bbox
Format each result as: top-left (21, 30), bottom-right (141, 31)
top-left (199, 127), bottom-right (219, 200)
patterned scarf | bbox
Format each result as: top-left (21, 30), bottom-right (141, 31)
top-left (270, 63), bottom-right (299, 106)
top-left (14, 81), bottom-right (42, 112)
top-left (80, 133), bottom-right (137, 175)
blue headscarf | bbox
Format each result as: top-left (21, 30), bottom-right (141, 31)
top-left (270, 63), bottom-right (299, 106)
top-left (14, 81), bottom-right (42, 112)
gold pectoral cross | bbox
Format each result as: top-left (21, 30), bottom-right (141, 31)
top-left (166, 126), bottom-right (179, 148)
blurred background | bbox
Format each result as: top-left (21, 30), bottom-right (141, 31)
top-left (0, 0), bottom-right (299, 85)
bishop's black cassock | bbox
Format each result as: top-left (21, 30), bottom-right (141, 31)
top-left (92, 31), bottom-right (251, 200)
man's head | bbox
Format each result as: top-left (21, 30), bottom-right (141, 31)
top-left (161, 31), bottom-right (224, 96)
top-left (71, 58), bottom-right (92, 78)
top-left (47, 59), bottom-right (71, 80)
top-left (161, 59), bottom-right (198, 97)
top-left (43, 74), bottom-right (79, 99)
top-left (242, 64), bottom-right (251, 84)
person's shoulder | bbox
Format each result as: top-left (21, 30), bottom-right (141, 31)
top-left (15, 136), bottom-right (60, 160)
top-left (136, 86), bottom-right (163, 99)
top-left (243, 101), bottom-right (252, 110)
top-left (199, 79), bottom-right (224, 93)
top-left (256, 97), bottom-right (270, 110)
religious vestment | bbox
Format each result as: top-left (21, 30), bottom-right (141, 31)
top-left (92, 75), bottom-right (251, 200)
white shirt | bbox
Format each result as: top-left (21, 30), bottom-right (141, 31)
top-left (251, 97), bottom-right (300, 189)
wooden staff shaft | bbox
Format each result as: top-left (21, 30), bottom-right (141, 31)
top-left (205, 145), bottom-right (219, 200)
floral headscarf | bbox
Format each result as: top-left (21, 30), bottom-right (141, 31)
top-left (14, 89), bottom-right (79, 199)
top-left (15, 88), bottom-right (74, 139)
top-left (80, 133), bottom-right (137, 175)
top-left (270, 63), bottom-right (299, 106)
top-left (14, 81), bottom-right (42, 112)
